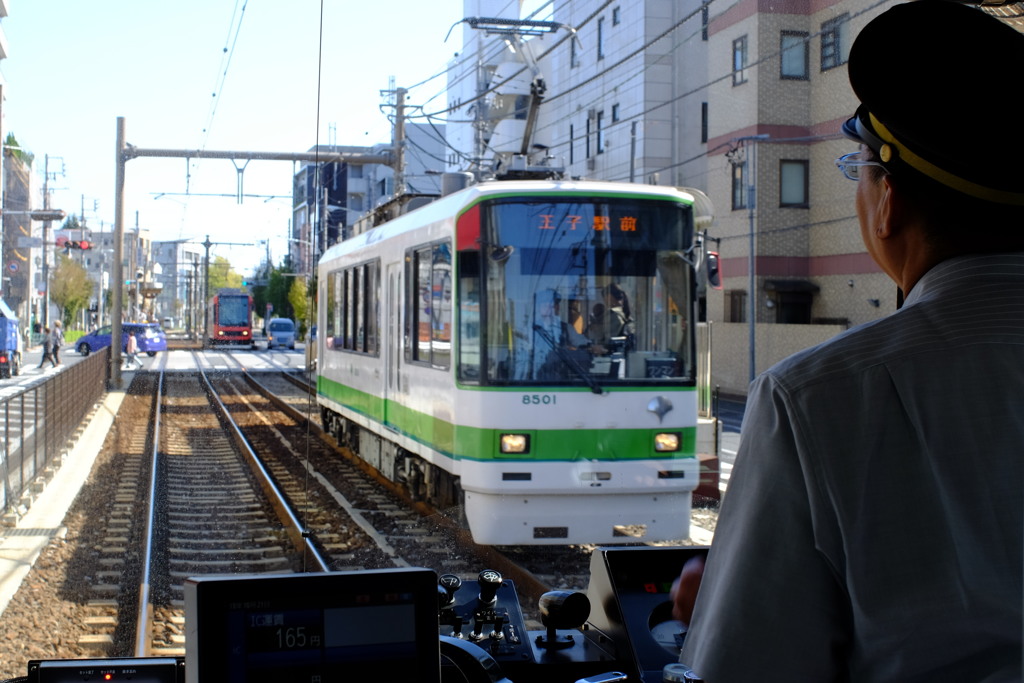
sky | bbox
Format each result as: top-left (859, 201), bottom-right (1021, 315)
top-left (0, 1), bottom-right (544, 275)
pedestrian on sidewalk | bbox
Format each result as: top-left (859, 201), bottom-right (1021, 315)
top-left (124, 332), bottom-right (142, 369)
top-left (50, 321), bottom-right (64, 366)
top-left (37, 327), bottom-right (56, 368)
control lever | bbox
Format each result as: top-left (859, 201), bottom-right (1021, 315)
top-left (439, 574), bottom-right (466, 638)
top-left (471, 570), bottom-right (504, 642)
top-left (439, 573), bottom-right (463, 607)
top-left (477, 569), bottom-right (502, 605)
top-left (535, 590), bottom-right (591, 650)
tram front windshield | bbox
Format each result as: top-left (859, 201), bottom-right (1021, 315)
top-left (458, 196), bottom-right (695, 386)
top-left (218, 296), bottom-right (250, 327)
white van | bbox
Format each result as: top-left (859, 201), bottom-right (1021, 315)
top-left (266, 318), bottom-right (296, 350)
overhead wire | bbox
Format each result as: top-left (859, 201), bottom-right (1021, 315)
top-left (412, 0), bottom-right (558, 112)
top-left (170, 0), bottom-right (250, 240)
top-left (199, 0), bottom-right (250, 151)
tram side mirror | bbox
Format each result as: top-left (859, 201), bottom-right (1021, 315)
top-left (705, 251), bottom-right (722, 290)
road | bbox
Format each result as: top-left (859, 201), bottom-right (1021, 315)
top-left (0, 343), bottom-right (90, 398)
top-left (712, 397), bottom-right (745, 498)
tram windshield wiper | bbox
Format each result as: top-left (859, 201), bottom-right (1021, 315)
top-left (532, 324), bottom-right (604, 395)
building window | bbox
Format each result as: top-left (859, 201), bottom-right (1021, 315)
top-left (732, 35), bottom-right (748, 85)
top-left (701, 102), bottom-right (708, 143)
top-left (612, 6), bottom-right (620, 25)
top-left (597, 17), bottom-right (605, 60)
top-left (780, 31), bottom-right (809, 79)
top-left (702, 5), bottom-right (709, 41)
top-left (611, 103), bottom-right (620, 122)
top-left (779, 160), bottom-right (809, 207)
top-left (586, 116), bottom-right (592, 158)
top-left (732, 161), bottom-right (747, 210)
top-left (569, 123), bottom-right (575, 165)
top-left (571, 34), bottom-right (580, 68)
top-left (727, 290), bottom-right (747, 323)
top-left (821, 14), bottom-right (849, 71)
top-left (597, 110), bottom-right (605, 153)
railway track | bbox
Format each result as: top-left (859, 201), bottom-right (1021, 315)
top-left (0, 357), bottom-right (710, 671)
top-left (78, 363), bottom-right (563, 660)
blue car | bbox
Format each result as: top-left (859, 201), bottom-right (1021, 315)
top-left (76, 322), bottom-right (168, 357)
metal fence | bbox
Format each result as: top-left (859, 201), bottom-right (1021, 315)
top-left (0, 350), bottom-right (109, 518)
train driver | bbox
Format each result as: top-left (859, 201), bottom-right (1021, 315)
top-left (528, 289), bottom-right (598, 380)
top-left (586, 283), bottom-right (635, 353)
top-left (673, 2), bottom-right (1024, 681)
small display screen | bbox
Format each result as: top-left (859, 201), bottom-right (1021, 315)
top-left (188, 569), bottom-right (440, 683)
top-left (226, 594), bottom-right (420, 681)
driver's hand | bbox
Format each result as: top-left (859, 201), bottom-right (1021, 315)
top-left (670, 555), bottom-right (705, 625)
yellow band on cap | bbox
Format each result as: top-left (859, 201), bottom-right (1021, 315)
top-left (869, 113), bottom-right (1024, 206)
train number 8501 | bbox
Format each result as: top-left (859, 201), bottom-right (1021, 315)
top-left (522, 394), bottom-right (557, 405)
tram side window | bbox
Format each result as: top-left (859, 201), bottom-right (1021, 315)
top-left (457, 251), bottom-right (481, 382)
top-left (406, 242), bottom-right (452, 369)
top-left (344, 269), bottom-right (354, 349)
top-left (331, 260), bottom-right (380, 355)
top-left (327, 270), bottom-right (340, 350)
top-left (364, 261), bottom-right (379, 353)
top-left (354, 266), bottom-right (364, 351)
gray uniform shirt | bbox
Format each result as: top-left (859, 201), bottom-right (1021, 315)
top-left (681, 253), bottom-right (1024, 682)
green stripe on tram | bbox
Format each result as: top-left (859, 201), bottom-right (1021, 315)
top-left (317, 377), bottom-right (697, 463)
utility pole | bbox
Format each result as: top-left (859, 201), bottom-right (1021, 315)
top-left (394, 87), bottom-right (406, 200)
top-left (42, 154), bottom-right (51, 329)
top-left (727, 134), bottom-right (769, 384)
top-left (113, 118), bottom-right (127, 388)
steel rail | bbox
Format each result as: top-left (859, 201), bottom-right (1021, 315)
top-left (133, 371), bottom-right (164, 657)
top-left (243, 370), bottom-right (554, 607)
top-left (198, 355), bottom-right (331, 573)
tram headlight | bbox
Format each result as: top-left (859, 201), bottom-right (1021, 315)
top-left (654, 432), bottom-right (681, 452)
top-left (500, 433), bottom-right (530, 454)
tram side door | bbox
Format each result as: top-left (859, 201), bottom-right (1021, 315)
top-left (383, 262), bottom-right (401, 429)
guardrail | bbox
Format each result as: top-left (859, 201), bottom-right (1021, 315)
top-left (0, 350), bottom-right (109, 518)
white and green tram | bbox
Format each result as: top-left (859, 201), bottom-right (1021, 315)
top-left (316, 180), bottom-right (705, 545)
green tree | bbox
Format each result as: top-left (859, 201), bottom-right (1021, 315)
top-left (287, 276), bottom-right (311, 337)
top-left (207, 256), bottom-right (243, 292)
top-left (250, 261), bottom-right (273, 320)
top-left (4, 132), bottom-right (34, 166)
top-left (50, 254), bottom-right (94, 327)
top-left (266, 268), bottom-right (293, 322)
top-left (61, 214), bottom-right (83, 232)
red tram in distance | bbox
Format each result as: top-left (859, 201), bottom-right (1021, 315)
top-left (206, 288), bottom-right (256, 348)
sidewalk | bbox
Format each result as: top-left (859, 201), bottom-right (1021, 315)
top-left (0, 381), bottom-right (129, 618)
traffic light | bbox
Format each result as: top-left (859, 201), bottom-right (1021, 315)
top-left (63, 240), bottom-right (92, 253)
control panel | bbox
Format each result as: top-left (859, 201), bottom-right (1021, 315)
top-left (20, 550), bottom-right (707, 683)
top-left (437, 568), bottom-right (624, 682)
top-left (437, 569), bottom-right (532, 662)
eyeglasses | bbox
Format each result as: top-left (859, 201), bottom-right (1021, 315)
top-left (835, 152), bottom-right (886, 181)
